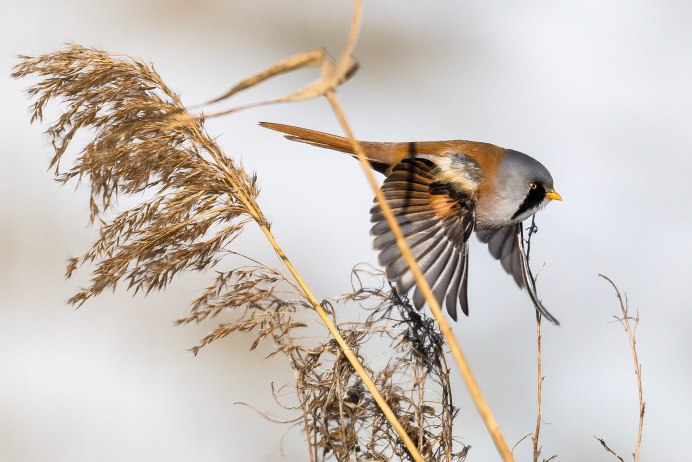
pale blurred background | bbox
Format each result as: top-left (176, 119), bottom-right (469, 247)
top-left (2, 1), bottom-right (691, 460)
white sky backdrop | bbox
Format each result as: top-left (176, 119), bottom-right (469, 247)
top-left (2, 1), bottom-right (692, 460)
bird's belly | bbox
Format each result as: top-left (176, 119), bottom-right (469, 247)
top-left (474, 206), bottom-right (519, 230)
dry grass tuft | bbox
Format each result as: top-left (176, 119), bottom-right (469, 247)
top-left (222, 266), bottom-right (471, 461)
top-left (180, 265), bottom-right (472, 460)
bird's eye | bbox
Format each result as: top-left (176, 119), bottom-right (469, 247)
top-left (529, 182), bottom-right (537, 190)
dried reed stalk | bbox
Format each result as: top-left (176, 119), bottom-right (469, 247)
top-left (523, 216), bottom-right (551, 462)
top-left (598, 275), bottom-right (645, 462)
top-left (506, 219), bottom-right (554, 462)
top-left (595, 436), bottom-right (626, 462)
top-left (532, 316), bottom-right (544, 461)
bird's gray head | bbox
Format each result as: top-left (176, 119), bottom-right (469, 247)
top-left (482, 149), bottom-right (561, 227)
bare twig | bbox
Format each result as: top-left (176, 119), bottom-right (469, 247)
top-left (512, 433), bottom-right (533, 453)
top-left (532, 316), bottom-right (544, 462)
top-left (599, 274), bottom-right (645, 462)
top-left (524, 216), bottom-right (546, 462)
top-left (595, 436), bottom-right (626, 462)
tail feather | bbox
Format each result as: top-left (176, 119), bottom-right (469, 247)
top-left (260, 122), bottom-right (354, 154)
top-left (259, 122), bottom-right (401, 172)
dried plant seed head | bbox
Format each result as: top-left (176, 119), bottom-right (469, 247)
top-left (13, 45), bottom-right (265, 304)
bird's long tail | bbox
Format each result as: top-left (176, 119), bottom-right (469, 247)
top-left (259, 122), bottom-right (403, 172)
top-left (260, 122), bottom-right (354, 153)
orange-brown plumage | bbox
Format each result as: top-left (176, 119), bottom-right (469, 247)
top-left (259, 122), bottom-right (505, 176)
top-left (260, 121), bottom-right (561, 324)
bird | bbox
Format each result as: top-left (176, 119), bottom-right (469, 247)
top-left (260, 122), bottom-right (562, 324)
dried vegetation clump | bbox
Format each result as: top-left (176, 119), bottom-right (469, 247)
top-left (13, 45), bottom-right (467, 461)
top-left (14, 46), bottom-right (267, 304)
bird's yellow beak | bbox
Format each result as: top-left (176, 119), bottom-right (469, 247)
top-left (545, 189), bottom-right (563, 201)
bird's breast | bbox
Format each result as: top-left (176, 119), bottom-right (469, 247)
top-left (474, 190), bottom-right (520, 229)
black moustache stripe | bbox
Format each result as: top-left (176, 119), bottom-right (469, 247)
top-left (511, 184), bottom-right (546, 220)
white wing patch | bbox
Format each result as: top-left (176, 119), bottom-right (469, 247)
top-left (422, 153), bottom-right (483, 195)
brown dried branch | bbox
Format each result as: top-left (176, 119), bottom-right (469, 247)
top-left (595, 436), bottom-right (626, 462)
top-left (507, 219), bottom-right (555, 462)
top-left (599, 274), bottom-right (645, 462)
top-left (532, 316), bottom-right (544, 462)
top-left (524, 217), bottom-right (554, 462)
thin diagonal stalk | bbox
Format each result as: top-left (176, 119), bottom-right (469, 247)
top-left (532, 316), bottom-right (543, 461)
top-left (595, 436), bottom-right (625, 462)
top-left (325, 90), bottom-right (514, 461)
top-left (187, 122), bottom-right (424, 462)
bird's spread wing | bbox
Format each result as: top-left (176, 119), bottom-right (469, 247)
top-left (370, 157), bottom-right (477, 320)
top-left (476, 224), bottom-right (560, 325)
